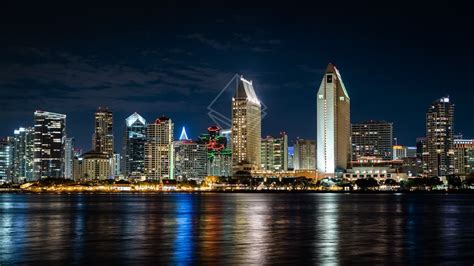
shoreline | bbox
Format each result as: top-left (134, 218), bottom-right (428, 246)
top-left (2, 189), bottom-right (474, 194)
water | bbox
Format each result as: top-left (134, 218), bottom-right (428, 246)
top-left (1, 193), bottom-right (473, 264)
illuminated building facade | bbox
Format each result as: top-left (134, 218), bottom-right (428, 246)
top-left (144, 116), bottom-right (174, 180)
top-left (0, 138), bottom-right (13, 183)
top-left (424, 96), bottom-right (454, 177)
top-left (316, 63), bottom-right (351, 175)
top-left (197, 126), bottom-right (232, 177)
top-left (231, 76), bottom-right (261, 173)
top-left (33, 111), bottom-right (66, 179)
top-left (80, 151), bottom-right (112, 180)
top-left (123, 112), bottom-right (147, 178)
top-left (64, 137), bottom-right (75, 179)
top-left (351, 121), bottom-right (393, 160)
top-left (288, 146), bottom-right (294, 170)
top-left (174, 139), bottom-right (208, 181)
top-left (92, 107), bottom-right (114, 158)
top-left (260, 133), bottom-right (288, 172)
top-left (113, 153), bottom-right (121, 176)
top-left (453, 139), bottom-right (474, 175)
top-left (12, 127), bottom-right (35, 182)
top-left (393, 145), bottom-right (407, 160)
top-left (294, 138), bottom-right (316, 170)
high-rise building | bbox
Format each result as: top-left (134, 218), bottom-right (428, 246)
top-left (64, 137), bottom-right (75, 179)
top-left (33, 111), bottom-right (66, 179)
top-left (316, 63), bottom-right (351, 175)
top-left (453, 139), bottom-right (474, 175)
top-left (92, 107), bottom-right (114, 158)
top-left (113, 153), bottom-right (121, 176)
top-left (260, 133), bottom-right (288, 172)
top-left (231, 76), bottom-right (261, 173)
top-left (123, 112), bottom-right (147, 178)
top-left (12, 127), bottom-right (35, 183)
top-left (174, 135), bottom-right (208, 181)
top-left (197, 126), bottom-right (232, 177)
top-left (424, 96), bottom-right (454, 177)
top-left (144, 116), bottom-right (174, 180)
top-left (351, 121), bottom-right (393, 161)
top-left (294, 139), bottom-right (316, 170)
top-left (0, 138), bottom-right (13, 183)
top-left (288, 146), bottom-right (295, 170)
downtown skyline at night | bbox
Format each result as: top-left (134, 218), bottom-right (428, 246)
top-left (1, 6), bottom-right (473, 152)
top-left (1, 5), bottom-right (474, 265)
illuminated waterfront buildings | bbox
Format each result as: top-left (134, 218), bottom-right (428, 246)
top-left (92, 107), bottom-right (114, 158)
top-left (453, 138), bottom-right (474, 175)
top-left (424, 96), bottom-right (454, 177)
top-left (12, 127), bottom-right (34, 182)
top-left (316, 63), bottom-right (351, 175)
top-left (231, 76), bottom-right (262, 173)
top-left (64, 137), bottom-right (75, 179)
top-left (144, 116), bottom-right (174, 180)
top-left (260, 133), bottom-right (288, 172)
top-left (78, 150), bottom-right (112, 180)
top-left (174, 129), bottom-right (208, 181)
top-left (294, 138), bottom-right (316, 170)
top-left (351, 121), bottom-right (393, 160)
top-left (197, 126), bottom-right (232, 177)
top-left (0, 138), bottom-right (13, 183)
top-left (33, 111), bottom-right (66, 179)
top-left (123, 112), bottom-right (147, 178)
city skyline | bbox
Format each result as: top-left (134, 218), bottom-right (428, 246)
top-left (1, 6), bottom-right (473, 151)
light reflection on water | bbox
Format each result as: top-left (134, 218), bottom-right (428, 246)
top-left (1, 193), bottom-right (474, 264)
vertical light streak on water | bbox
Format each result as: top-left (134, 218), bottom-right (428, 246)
top-left (441, 200), bottom-right (459, 261)
top-left (72, 195), bottom-right (85, 263)
top-left (172, 194), bottom-right (194, 263)
top-left (315, 194), bottom-right (339, 265)
top-left (0, 195), bottom-right (13, 262)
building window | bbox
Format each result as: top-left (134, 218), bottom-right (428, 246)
top-left (326, 75), bottom-right (332, 83)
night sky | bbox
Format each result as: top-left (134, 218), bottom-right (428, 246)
top-left (0, 4), bottom-right (472, 152)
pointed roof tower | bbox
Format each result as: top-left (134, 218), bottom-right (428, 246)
top-left (125, 112), bottom-right (146, 127)
top-left (179, 126), bottom-right (189, 140)
top-left (234, 75), bottom-right (260, 105)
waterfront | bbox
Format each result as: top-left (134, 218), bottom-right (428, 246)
top-left (1, 193), bottom-right (474, 264)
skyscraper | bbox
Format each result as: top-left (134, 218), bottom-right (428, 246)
top-left (174, 139), bottom-right (208, 181)
top-left (12, 127), bottom-right (34, 183)
top-left (145, 116), bottom-right (174, 180)
top-left (351, 121), bottom-right (393, 160)
top-left (123, 112), bottom-right (147, 178)
top-left (231, 76), bottom-right (261, 173)
top-left (64, 137), bottom-right (75, 179)
top-left (288, 146), bottom-right (295, 170)
top-left (424, 96), bottom-right (454, 177)
top-left (316, 63), bottom-right (351, 175)
top-left (92, 107), bottom-right (114, 158)
top-left (294, 139), bottom-right (316, 170)
top-left (453, 138), bottom-right (474, 175)
top-left (197, 126), bottom-right (232, 177)
top-left (33, 111), bottom-right (66, 179)
top-left (0, 138), bottom-right (13, 183)
top-left (260, 133), bottom-right (288, 172)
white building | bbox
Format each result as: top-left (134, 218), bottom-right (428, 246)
top-left (316, 63), bottom-right (351, 176)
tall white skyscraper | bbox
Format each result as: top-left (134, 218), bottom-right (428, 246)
top-left (316, 63), bottom-right (351, 175)
top-left (231, 76), bottom-right (261, 173)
